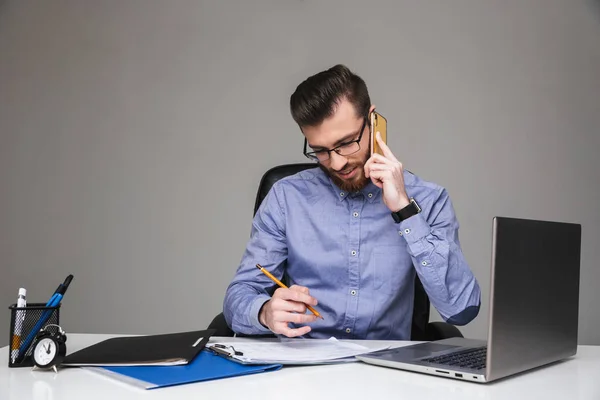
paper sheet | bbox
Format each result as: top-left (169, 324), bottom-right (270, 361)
top-left (206, 337), bottom-right (390, 365)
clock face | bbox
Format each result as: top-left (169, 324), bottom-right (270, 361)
top-left (34, 337), bottom-right (57, 366)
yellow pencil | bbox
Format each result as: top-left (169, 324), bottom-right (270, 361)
top-left (255, 264), bottom-right (324, 320)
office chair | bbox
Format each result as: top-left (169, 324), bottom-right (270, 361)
top-left (208, 163), bottom-right (463, 341)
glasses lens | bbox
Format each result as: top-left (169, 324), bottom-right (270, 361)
top-left (305, 152), bottom-right (324, 162)
top-left (315, 151), bottom-right (330, 162)
top-left (336, 142), bottom-right (360, 156)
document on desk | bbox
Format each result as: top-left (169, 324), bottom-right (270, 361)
top-left (206, 337), bottom-right (390, 365)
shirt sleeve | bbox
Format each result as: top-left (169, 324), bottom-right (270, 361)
top-left (223, 182), bottom-right (288, 335)
top-left (398, 188), bottom-right (481, 325)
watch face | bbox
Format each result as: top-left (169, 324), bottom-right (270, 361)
top-left (34, 337), bottom-right (57, 366)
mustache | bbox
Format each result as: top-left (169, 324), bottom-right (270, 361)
top-left (337, 167), bottom-right (355, 174)
top-left (334, 162), bottom-right (360, 174)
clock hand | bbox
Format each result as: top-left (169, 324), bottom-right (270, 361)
top-left (45, 343), bottom-right (51, 354)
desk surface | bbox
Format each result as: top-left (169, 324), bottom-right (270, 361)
top-left (1, 334), bottom-right (599, 400)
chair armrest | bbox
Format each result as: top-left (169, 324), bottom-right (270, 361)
top-left (427, 322), bottom-right (464, 340)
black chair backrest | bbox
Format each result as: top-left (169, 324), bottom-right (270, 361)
top-left (252, 163), bottom-right (431, 340)
top-left (253, 163), bottom-right (318, 215)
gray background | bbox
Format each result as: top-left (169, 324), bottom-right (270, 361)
top-left (1, 0), bottom-right (599, 347)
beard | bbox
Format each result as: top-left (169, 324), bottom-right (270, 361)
top-left (319, 154), bottom-right (370, 193)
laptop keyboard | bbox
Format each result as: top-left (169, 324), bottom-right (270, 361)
top-left (422, 347), bottom-right (487, 370)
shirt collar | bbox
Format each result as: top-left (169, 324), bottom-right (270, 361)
top-left (326, 174), bottom-right (382, 204)
top-left (320, 168), bottom-right (417, 204)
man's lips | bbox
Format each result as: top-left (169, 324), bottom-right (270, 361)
top-left (337, 167), bottom-right (357, 179)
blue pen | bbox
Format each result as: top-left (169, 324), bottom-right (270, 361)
top-left (17, 275), bottom-right (73, 362)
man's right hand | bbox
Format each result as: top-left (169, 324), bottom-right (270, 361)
top-left (259, 285), bottom-right (319, 337)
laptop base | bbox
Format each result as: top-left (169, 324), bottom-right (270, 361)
top-left (357, 338), bottom-right (488, 383)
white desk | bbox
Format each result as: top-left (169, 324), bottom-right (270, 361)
top-left (1, 334), bottom-right (599, 400)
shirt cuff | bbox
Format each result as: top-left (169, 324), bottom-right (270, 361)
top-left (397, 213), bottom-right (432, 255)
top-left (249, 294), bottom-right (273, 334)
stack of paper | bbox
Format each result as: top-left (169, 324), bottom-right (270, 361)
top-left (205, 337), bottom-right (390, 365)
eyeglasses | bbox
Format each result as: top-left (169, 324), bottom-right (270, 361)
top-left (303, 117), bottom-right (368, 162)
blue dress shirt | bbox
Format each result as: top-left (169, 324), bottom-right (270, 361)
top-left (223, 167), bottom-right (481, 339)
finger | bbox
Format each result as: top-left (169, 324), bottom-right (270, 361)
top-left (366, 163), bottom-right (393, 172)
top-left (363, 157), bottom-right (373, 178)
top-left (370, 169), bottom-right (390, 180)
top-left (272, 310), bottom-right (315, 324)
top-left (279, 325), bottom-right (312, 338)
top-left (289, 285), bottom-right (310, 295)
top-left (370, 178), bottom-right (383, 189)
top-left (279, 288), bottom-right (318, 306)
top-left (271, 298), bottom-right (307, 313)
top-left (368, 153), bottom-right (395, 166)
top-left (287, 312), bottom-right (318, 325)
top-left (369, 171), bottom-right (385, 189)
top-left (364, 155), bottom-right (389, 178)
top-left (376, 132), bottom-right (399, 163)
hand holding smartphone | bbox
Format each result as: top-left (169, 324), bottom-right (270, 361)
top-left (370, 111), bottom-right (387, 156)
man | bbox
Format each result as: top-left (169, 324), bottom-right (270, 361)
top-left (223, 64), bottom-right (480, 339)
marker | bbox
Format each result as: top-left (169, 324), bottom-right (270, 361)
top-left (11, 288), bottom-right (27, 364)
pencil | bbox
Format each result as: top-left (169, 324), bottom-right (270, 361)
top-left (255, 264), bottom-right (324, 320)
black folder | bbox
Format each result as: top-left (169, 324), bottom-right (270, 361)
top-left (62, 329), bottom-right (215, 366)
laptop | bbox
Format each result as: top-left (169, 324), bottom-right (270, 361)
top-left (357, 216), bottom-right (581, 383)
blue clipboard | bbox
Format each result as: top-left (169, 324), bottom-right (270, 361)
top-left (89, 350), bottom-right (282, 389)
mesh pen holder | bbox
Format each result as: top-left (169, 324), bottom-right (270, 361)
top-left (7, 302), bottom-right (61, 368)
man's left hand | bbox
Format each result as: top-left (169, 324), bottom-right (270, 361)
top-left (364, 131), bottom-right (410, 212)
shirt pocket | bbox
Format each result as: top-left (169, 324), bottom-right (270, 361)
top-left (372, 245), bottom-right (413, 296)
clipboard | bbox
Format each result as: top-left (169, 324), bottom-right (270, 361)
top-left (205, 338), bottom-right (392, 365)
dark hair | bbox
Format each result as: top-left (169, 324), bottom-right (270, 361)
top-left (290, 64), bottom-right (371, 128)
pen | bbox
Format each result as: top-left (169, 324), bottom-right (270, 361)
top-left (17, 274), bottom-right (74, 361)
top-left (255, 264), bottom-right (323, 320)
top-left (10, 288), bottom-right (27, 364)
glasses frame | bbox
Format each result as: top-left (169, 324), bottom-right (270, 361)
top-left (303, 116), bottom-right (369, 162)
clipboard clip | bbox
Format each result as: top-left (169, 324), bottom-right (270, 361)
top-left (209, 344), bottom-right (244, 358)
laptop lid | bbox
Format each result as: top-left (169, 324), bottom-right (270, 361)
top-left (486, 217), bottom-right (581, 381)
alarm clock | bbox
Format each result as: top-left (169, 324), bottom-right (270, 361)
top-left (31, 324), bottom-right (67, 372)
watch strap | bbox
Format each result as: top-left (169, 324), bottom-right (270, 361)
top-left (391, 198), bottom-right (421, 223)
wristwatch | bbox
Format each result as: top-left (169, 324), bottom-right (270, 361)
top-left (391, 198), bottom-right (421, 223)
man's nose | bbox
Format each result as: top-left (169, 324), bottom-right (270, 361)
top-left (328, 151), bottom-right (347, 171)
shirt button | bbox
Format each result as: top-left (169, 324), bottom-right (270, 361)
top-left (351, 250), bottom-right (357, 256)
top-left (368, 193), bottom-right (373, 198)
top-left (353, 212), bottom-right (359, 218)
top-left (350, 290), bottom-right (357, 296)
top-left (422, 261), bottom-right (428, 266)
top-left (404, 228), bottom-right (411, 234)
top-left (345, 328), bottom-right (351, 334)
top-left (340, 192), bottom-right (345, 197)
top-left (398, 231), bottom-right (403, 236)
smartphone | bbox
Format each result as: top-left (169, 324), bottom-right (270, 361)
top-left (370, 111), bottom-right (387, 156)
